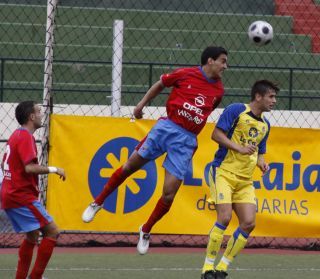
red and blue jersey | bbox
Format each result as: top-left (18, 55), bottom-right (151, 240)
top-left (161, 66), bottom-right (224, 135)
top-left (1, 128), bottom-right (39, 209)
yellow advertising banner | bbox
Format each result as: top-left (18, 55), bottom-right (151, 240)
top-left (47, 114), bottom-right (320, 237)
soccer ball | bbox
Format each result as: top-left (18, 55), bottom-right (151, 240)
top-left (248, 20), bottom-right (273, 46)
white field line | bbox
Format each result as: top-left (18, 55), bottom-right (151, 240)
top-left (1, 267), bottom-right (320, 272)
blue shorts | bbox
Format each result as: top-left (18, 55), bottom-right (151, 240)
top-left (4, 201), bottom-right (53, 233)
top-left (136, 118), bottom-right (198, 180)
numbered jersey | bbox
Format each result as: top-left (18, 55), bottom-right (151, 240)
top-left (1, 128), bottom-right (39, 209)
top-left (161, 66), bottom-right (224, 135)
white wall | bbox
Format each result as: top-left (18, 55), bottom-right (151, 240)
top-left (1, 102), bottom-right (320, 145)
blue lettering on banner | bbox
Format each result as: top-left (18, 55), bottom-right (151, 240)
top-left (256, 198), bottom-right (309, 215)
top-left (196, 194), bottom-right (216, 211)
top-left (88, 137), bottom-right (157, 214)
top-left (194, 151), bottom-right (315, 216)
top-left (88, 138), bottom-right (315, 217)
top-left (183, 161), bottom-right (202, 186)
top-left (253, 151), bottom-right (320, 192)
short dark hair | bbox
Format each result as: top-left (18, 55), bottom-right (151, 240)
top-left (251, 80), bottom-right (279, 101)
top-left (201, 46), bottom-right (228, 65)
top-left (15, 101), bottom-right (36, 125)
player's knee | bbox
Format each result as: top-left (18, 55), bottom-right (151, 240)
top-left (122, 162), bottom-right (137, 175)
top-left (26, 230), bottom-right (40, 244)
top-left (162, 192), bottom-right (175, 204)
top-left (46, 229), bottom-right (60, 239)
top-left (218, 213), bottom-right (232, 227)
top-left (43, 225), bottom-right (60, 239)
top-left (240, 221), bottom-right (255, 233)
top-left (50, 227), bottom-right (60, 239)
top-left (121, 164), bottom-right (130, 174)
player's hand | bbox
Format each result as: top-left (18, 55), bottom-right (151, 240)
top-left (258, 162), bottom-right (270, 176)
top-left (238, 144), bottom-right (256, 155)
top-left (133, 105), bottom-right (144, 119)
top-left (56, 167), bottom-right (66, 181)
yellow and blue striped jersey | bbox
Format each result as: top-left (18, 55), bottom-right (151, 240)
top-left (212, 103), bottom-right (270, 178)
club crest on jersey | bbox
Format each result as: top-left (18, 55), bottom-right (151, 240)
top-left (249, 127), bottom-right (258, 138)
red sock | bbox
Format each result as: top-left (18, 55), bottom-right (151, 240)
top-left (16, 238), bottom-right (36, 279)
top-left (29, 237), bottom-right (56, 279)
top-left (142, 197), bottom-right (173, 233)
top-left (95, 166), bottom-right (127, 205)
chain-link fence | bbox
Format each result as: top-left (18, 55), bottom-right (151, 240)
top-left (1, 0), bottom-right (320, 248)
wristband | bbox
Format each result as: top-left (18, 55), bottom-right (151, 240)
top-left (48, 166), bottom-right (58, 173)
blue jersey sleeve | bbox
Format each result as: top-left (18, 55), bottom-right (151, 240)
top-left (216, 103), bottom-right (246, 132)
top-left (258, 117), bottom-right (270, 154)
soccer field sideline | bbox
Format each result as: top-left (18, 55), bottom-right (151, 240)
top-left (2, 246), bottom-right (320, 255)
top-left (1, 249), bottom-right (320, 279)
top-left (2, 266), bottom-right (320, 272)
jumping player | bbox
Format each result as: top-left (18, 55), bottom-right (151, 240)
top-left (82, 46), bottom-right (228, 255)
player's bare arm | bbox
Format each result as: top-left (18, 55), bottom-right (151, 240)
top-left (257, 154), bottom-right (270, 175)
top-left (212, 127), bottom-right (256, 155)
top-left (25, 163), bottom-right (66, 181)
top-left (133, 80), bottom-right (164, 119)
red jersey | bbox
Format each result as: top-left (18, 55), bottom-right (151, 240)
top-left (1, 128), bottom-right (39, 209)
top-left (161, 66), bottom-right (224, 135)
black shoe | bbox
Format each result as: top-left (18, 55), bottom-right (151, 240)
top-left (201, 270), bottom-right (216, 279)
top-left (215, 270), bottom-right (228, 279)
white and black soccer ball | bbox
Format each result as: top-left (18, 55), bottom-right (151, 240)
top-left (248, 20), bottom-right (273, 46)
